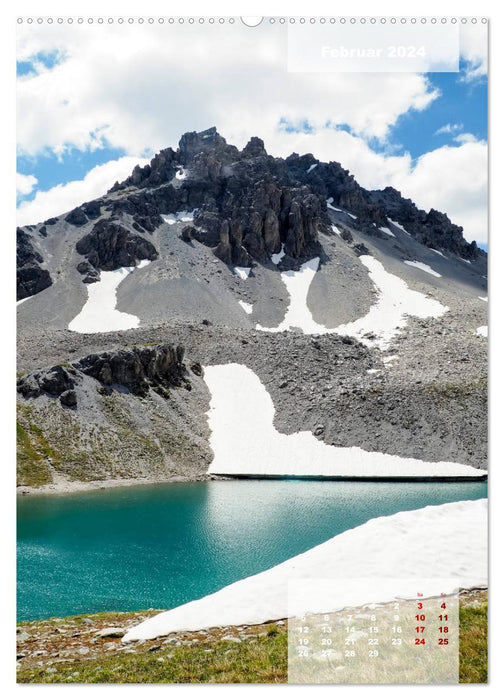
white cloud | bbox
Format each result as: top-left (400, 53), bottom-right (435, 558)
top-left (16, 157), bottom-right (147, 226)
top-left (16, 172), bottom-right (38, 196)
top-left (459, 21), bottom-right (488, 82)
top-left (15, 21), bottom-right (486, 245)
top-left (16, 22), bottom-right (439, 158)
top-left (453, 133), bottom-right (478, 144)
top-left (434, 123), bottom-right (463, 136)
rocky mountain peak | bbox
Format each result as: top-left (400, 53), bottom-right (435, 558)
top-left (17, 127), bottom-right (485, 301)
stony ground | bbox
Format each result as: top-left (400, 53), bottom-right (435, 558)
top-left (16, 589), bottom-right (487, 684)
top-left (17, 293), bottom-right (488, 491)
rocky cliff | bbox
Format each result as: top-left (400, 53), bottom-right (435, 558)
top-left (17, 228), bottom-right (52, 301)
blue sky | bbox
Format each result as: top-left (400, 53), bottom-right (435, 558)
top-left (16, 20), bottom-right (488, 245)
top-left (391, 63), bottom-right (487, 160)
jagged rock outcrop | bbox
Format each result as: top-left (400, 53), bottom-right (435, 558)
top-left (17, 365), bottom-right (77, 405)
top-left (16, 228), bottom-right (52, 301)
top-left (23, 125), bottom-right (475, 286)
top-left (108, 128), bottom-right (329, 266)
top-left (105, 127), bottom-right (483, 266)
top-left (75, 219), bottom-right (158, 280)
top-left (285, 155), bottom-right (481, 259)
top-left (76, 344), bottom-right (190, 397)
top-left (17, 344), bottom-right (197, 404)
top-left (367, 187), bottom-right (479, 259)
top-left (64, 207), bottom-right (88, 227)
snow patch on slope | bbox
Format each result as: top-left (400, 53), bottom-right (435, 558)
top-left (257, 255), bottom-right (448, 349)
top-left (238, 301), bottom-right (253, 314)
top-left (68, 261), bottom-right (150, 333)
top-left (326, 199), bottom-right (356, 219)
top-left (123, 499), bottom-right (487, 640)
top-left (203, 364), bottom-right (483, 479)
top-left (257, 258), bottom-right (321, 333)
top-left (162, 211), bottom-right (195, 225)
top-left (379, 226), bottom-right (395, 237)
top-left (271, 244), bottom-right (285, 265)
top-left (389, 219), bottom-right (411, 236)
top-left (234, 267), bottom-right (251, 280)
top-left (404, 260), bottom-right (441, 278)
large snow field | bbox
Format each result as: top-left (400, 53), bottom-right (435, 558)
top-left (68, 261), bottom-right (150, 333)
top-left (124, 498), bottom-right (487, 641)
top-left (204, 363), bottom-right (484, 479)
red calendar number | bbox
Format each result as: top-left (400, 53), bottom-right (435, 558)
top-left (438, 638), bottom-right (449, 645)
top-left (415, 614), bottom-right (426, 621)
top-left (415, 638), bottom-right (426, 645)
top-left (439, 626), bottom-right (449, 633)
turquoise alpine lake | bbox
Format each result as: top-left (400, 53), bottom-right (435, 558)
top-left (17, 480), bottom-right (487, 621)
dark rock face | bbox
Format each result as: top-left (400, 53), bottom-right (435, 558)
top-left (109, 128), bottom-right (329, 266)
top-left (16, 228), bottom-right (52, 301)
top-left (17, 344), bottom-right (192, 405)
top-left (65, 207), bottom-right (88, 227)
top-left (286, 155), bottom-right (481, 260)
top-left (368, 187), bottom-right (480, 259)
top-left (76, 260), bottom-right (101, 284)
top-left (75, 219), bottom-right (158, 279)
top-left (42, 126), bottom-right (476, 273)
top-left (75, 344), bottom-right (190, 397)
top-left (17, 365), bottom-right (77, 399)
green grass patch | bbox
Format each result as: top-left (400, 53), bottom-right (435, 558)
top-left (18, 630), bottom-right (288, 684)
top-left (16, 420), bottom-right (52, 487)
top-left (459, 601), bottom-right (488, 683)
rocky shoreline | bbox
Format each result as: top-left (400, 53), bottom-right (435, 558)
top-left (16, 472), bottom-right (224, 497)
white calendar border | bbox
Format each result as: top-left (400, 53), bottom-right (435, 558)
top-left (2, 0), bottom-right (501, 697)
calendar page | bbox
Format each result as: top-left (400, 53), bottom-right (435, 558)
top-left (15, 8), bottom-right (488, 688)
top-left (288, 579), bottom-right (460, 683)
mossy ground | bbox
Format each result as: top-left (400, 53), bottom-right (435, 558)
top-left (16, 405), bottom-right (59, 486)
top-left (17, 590), bottom-right (487, 684)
